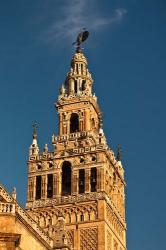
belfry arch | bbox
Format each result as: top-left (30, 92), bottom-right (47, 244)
top-left (70, 113), bottom-right (79, 133)
top-left (62, 161), bottom-right (72, 196)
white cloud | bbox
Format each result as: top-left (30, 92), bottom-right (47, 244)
top-left (43, 0), bottom-right (127, 43)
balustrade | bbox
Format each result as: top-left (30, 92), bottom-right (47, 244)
top-left (0, 202), bottom-right (15, 214)
top-left (52, 131), bottom-right (88, 143)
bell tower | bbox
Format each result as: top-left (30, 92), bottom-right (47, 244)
top-left (26, 46), bottom-right (127, 250)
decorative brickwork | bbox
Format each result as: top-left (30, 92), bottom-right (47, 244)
top-left (67, 230), bottom-right (74, 248)
top-left (80, 227), bottom-right (98, 250)
top-left (106, 204), bottom-right (125, 240)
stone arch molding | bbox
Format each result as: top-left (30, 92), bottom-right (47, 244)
top-left (31, 202), bottom-right (98, 229)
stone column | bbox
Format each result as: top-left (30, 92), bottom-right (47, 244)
top-left (59, 113), bottom-right (63, 136)
top-left (58, 169), bottom-right (62, 196)
top-left (45, 175), bottom-right (48, 199)
top-left (63, 123), bottom-right (67, 135)
top-left (53, 172), bottom-right (61, 197)
top-left (97, 167), bottom-right (104, 191)
top-left (72, 170), bottom-right (78, 195)
top-left (53, 173), bottom-right (57, 197)
top-left (66, 119), bottom-right (70, 135)
top-left (33, 176), bottom-right (36, 200)
top-left (80, 119), bottom-right (83, 132)
top-left (85, 169), bottom-right (91, 193)
top-left (84, 109), bottom-right (90, 131)
top-left (41, 175), bottom-right (46, 199)
top-left (27, 177), bottom-right (33, 201)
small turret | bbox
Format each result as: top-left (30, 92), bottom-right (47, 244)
top-left (29, 122), bottom-right (39, 157)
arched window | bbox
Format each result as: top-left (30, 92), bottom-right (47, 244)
top-left (62, 161), bottom-right (71, 196)
top-left (91, 168), bottom-right (97, 192)
top-left (70, 113), bottom-right (79, 133)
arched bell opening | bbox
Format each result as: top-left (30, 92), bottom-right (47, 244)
top-left (70, 113), bottom-right (79, 133)
top-left (36, 175), bottom-right (41, 200)
top-left (62, 161), bottom-right (72, 196)
top-left (74, 80), bottom-right (78, 93)
top-left (79, 169), bottom-right (85, 194)
top-left (90, 167), bottom-right (97, 192)
top-left (82, 80), bottom-right (86, 91)
top-left (47, 174), bottom-right (53, 198)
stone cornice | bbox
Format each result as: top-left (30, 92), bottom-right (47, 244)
top-left (56, 96), bottom-right (101, 115)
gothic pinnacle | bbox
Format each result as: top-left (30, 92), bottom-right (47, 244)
top-left (117, 144), bottom-right (122, 162)
top-left (32, 122), bottom-right (38, 140)
top-left (29, 122), bottom-right (39, 156)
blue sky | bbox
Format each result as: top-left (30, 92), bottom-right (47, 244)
top-left (0, 0), bottom-right (166, 249)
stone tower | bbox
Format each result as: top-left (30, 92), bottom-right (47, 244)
top-left (26, 47), bottom-right (127, 250)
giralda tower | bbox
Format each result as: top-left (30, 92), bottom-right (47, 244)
top-left (26, 43), bottom-right (127, 250)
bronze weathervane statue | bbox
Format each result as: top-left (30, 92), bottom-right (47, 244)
top-left (72, 29), bottom-right (89, 52)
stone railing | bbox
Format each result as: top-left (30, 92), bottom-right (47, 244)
top-left (52, 131), bottom-right (88, 144)
top-left (0, 202), bottom-right (15, 214)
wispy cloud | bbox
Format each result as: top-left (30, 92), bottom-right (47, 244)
top-left (43, 0), bottom-right (127, 43)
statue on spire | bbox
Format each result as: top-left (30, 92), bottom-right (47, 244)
top-left (32, 122), bottom-right (38, 139)
top-left (72, 29), bottom-right (89, 52)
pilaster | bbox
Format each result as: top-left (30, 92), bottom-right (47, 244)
top-left (33, 176), bottom-right (36, 201)
top-left (72, 169), bottom-right (78, 195)
top-left (85, 168), bottom-right (91, 193)
top-left (41, 175), bottom-right (46, 199)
